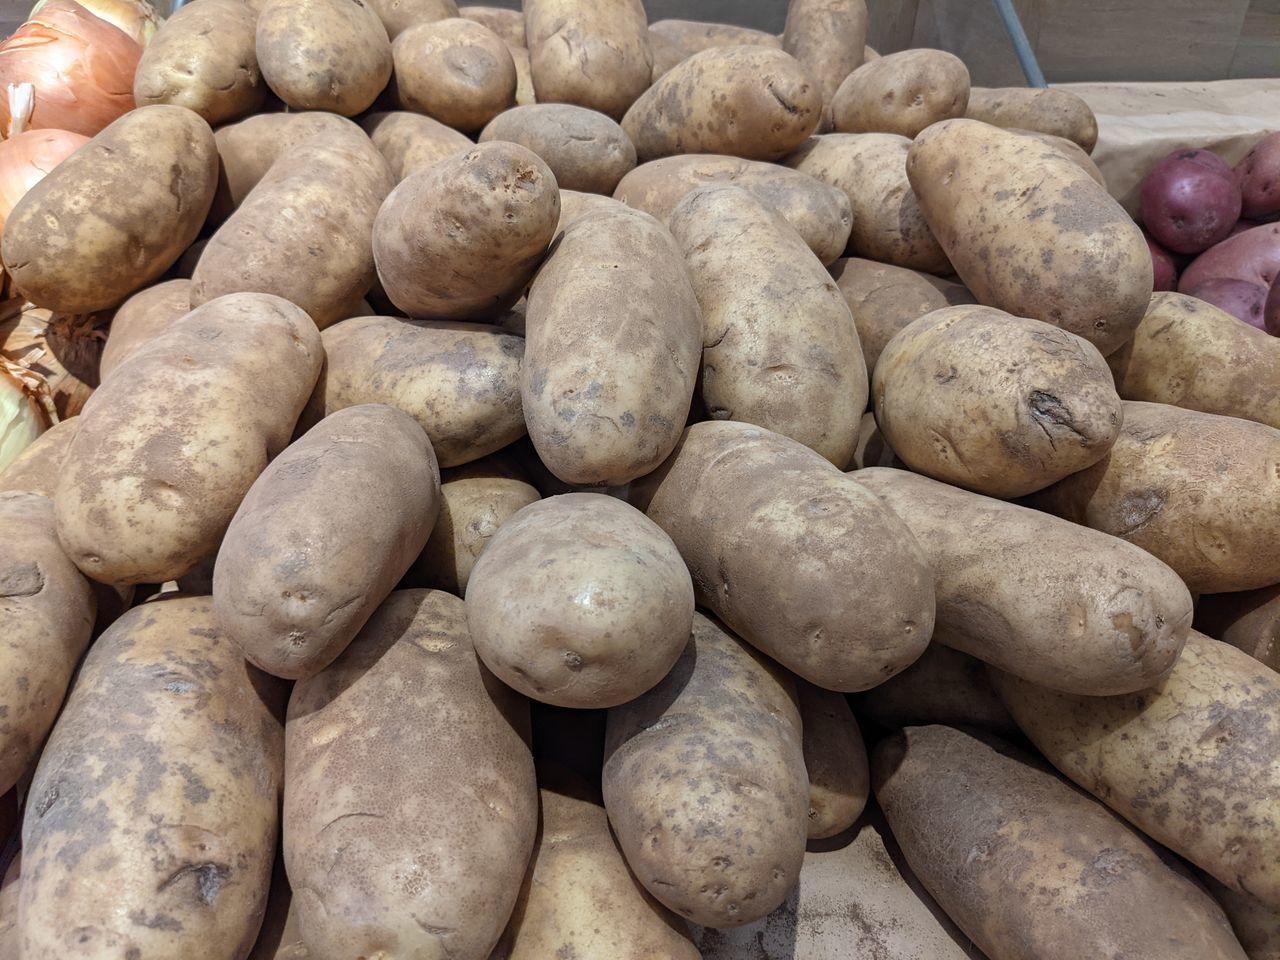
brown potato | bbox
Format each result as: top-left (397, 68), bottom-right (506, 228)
top-left (648, 19), bottom-right (781, 80)
top-left (787, 133), bottom-right (950, 273)
top-left (907, 119), bottom-right (1151, 355)
top-left (361, 110), bottom-right (472, 181)
top-left (100, 278), bottom-right (192, 379)
top-left (873, 725), bottom-right (1249, 960)
top-left (831, 48), bottom-right (969, 138)
top-left (1031, 401), bottom-right (1280, 593)
top-left (373, 141), bottom-right (558, 319)
top-left (285, 589), bottom-right (536, 960)
top-left (480, 104), bottom-right (636, 194)
top-left (852, 409), bottom-right (898, 469)
top-left (632, 420), bottom-right (935, 691)
top-left (799, 680), bottom-right (868, 840)
top-left (557, 187), bottom-right (629, 229)
top-left (508, 41), bottom-right (534, 105)
top-left (19, 595), bottom-right (285, 960)
top-left (623, 46), bottom-right (821, 163)
top-left (1196, 585), bottom-right (1280, 673)
top-left (1011, 127), bottom-right (1105, 185)
top-left (994, 630), bottom-right (1280, 909)
top-left (366, 0), bottom-right (456, 39)
top-left (54, 293), bottom-right (323, 585)
top-left (854, 468), bottom-right (1192, 695)
top-left (392, 18), bottom-right (515, 132)
top-left (245, 858), bottom-right (304, 960)
top-left (0, 417), bottom-right (78, 497)
top-left (668, 185), bottom-right (867, 467)
top-left (459, 4), bottom-right (523, 46)
top-left (967, 85), bottom-right (1099, 152)
top-left (873, 304), bottom-right (1122, 498)
top-left (1207, 878), bottom-right (1280, 960)
top-left (603, 612), bottom-right (808, 927)
top-left (782, 0), bottom-right (868, 112)
top-left (2, 105), bottom-right (217, 314)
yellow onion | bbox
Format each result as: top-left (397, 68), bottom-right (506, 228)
top-left (0, 356), bottom-right (55, 473)
top-left (0, 124), bottom-right (88, 232)
top-left (0, 300), bottom-right (105, 420)
top-left (31, 0), bottom-right (164, 46)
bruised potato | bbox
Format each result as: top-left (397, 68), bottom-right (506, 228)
top-left (831, 48), bottom-right (969, 138)
top-left (480, 104), bottom-right (636, 194)
top-left (392, 18), bottom-right (516, 132)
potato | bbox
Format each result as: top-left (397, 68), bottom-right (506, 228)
top-left (480, 104), bottom-right (636, 194)
top-left (851, 409), bottom-right (898, 469)
top-left (2, 106), bottom-right (217, 314)
top-left (787, 133), bottom-right (950, 273)
top-left (465, 493), bottom-right (693, 708)
top-left (966, 85), bottom-right (1099, 152)
top-left (1208, 878), bottom-right (1280, 960)
top-left (1011, 127), bottom-right (1106, 185)
top-left (632, 420), bottom-right (935, 690)
top-left (508, 41), bottom-right (534, 105)
top-left (831, 48), bottom-right (968, 138)
top-left (854, 468), bottom-right (1192, 694)
top-left (798, 680), bottom-right (868, 840)
top-left (603, 612), bottom-right (808, 927)
top-left (782, 0), bottom-right (868, 112)
top-left (246, 859), bottom-right (303, 960)
top-left (1031, 401), bottom-right (1280, 593)
top-left (1196, 585), bottom-right (1280, 672)
top-left (19, 595), bottom-right (285, 960)
top-left (614, 154), bottom-right (852, 265)
top-left (0, 856), bottom-right (16, 960)
top-left (0, 492), bottom-right (95, 796)
top-left (133, 0), bottom-right (264, 124)
top-left (459, 4), bottom-right (522, 47)
top-left (55, 293), bottom-right (323, 585)
top-left (194, 126), bottom-right (393, 328)
top-left (873, 725), bottom-right (1249, 960)
top-left (361, 110), bottom-right (471, 181)
top-left (0, 417), bottom-right (78, 497)
top-left (557, 187), bottom-right (629, 229)
top-left (829, 257), bottom-right (974, 375)
top-left (522, 205), bottom-right (701, 486)
top-left (908, 119), bottom-right (1152, 355)
top-left (256, 0), bottom-right (391, 115)
top-left (1237, 132), bottom-right (1280, 220)
top-left (392, 18), bottom-right (515, 132)
top-left (1189, 277), bottom-right (1269, 327)
top-left (285, 589), bottom-right (536, 960)
top-left (668, 185), bottom-right (867, 467)
top-left (366, 0), bottom-right (455, 39)
top-left (1143, 149), bottom-right (1242, 255)
top-left (525, 0), bottom-right (651, 120)
top-left (1109, 292), bottom-right (1280, 431)
top-left (648, 19), bottom-right (781, 80)
top-left (994, 630), bottom-right (1280, 909)
top-left (873, 304), bottom-right (1122, 498)
top-left (373, 141), bottom-right (558, 319)
top-left (100, 279), bottom-right (192, 379)
top-left (1179, 223), bottom-right (1280, 295)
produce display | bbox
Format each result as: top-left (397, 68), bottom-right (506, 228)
top-left (1, 0), bottom-right (1280, 958)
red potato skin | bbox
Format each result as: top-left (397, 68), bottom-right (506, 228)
top-left (1187, 277), bottom-right (1268, 329)
top-left (1179, 222), bottom-right (1280, 294)
top-left (1141, 149), bottom-right (1242, 255)
top-left (1146, 232), bottom-right (1178, 291)
top-left (1268, 278), bottom-right (1280, 334)
top-left (1237, 132), bottom-right (1280, 220)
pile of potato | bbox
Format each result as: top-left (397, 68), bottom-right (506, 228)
top-left (3, 0), bottom-right (1280, 958)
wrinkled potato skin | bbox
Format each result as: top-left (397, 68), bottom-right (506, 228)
top-left (20, 596), bottom-right (285, 960)
top-left (1208, 878), bottom-right (1280, 960)
top-left (604, 613), bottom-right (808, 927)
top-left (480, 104), bottom-right (636, 194)
top-left (873, 725), bottom-right (1249, 960)
top-left (2, 106), bottom-right (217, 314)
top-left (316, 316), bottom-right (526, 467)
top-left (624, 46), bottom-right (821, 163)
top-left (614, 154), bottom-right (852, 265)
top-left (522, 207), bottom-right (701, 486)
top-left (100, 279), bottom-right (192, 379)
top-left (1110, 292), bottom-right (1280, 431)
top-left (0, 493), bottom-right (95, 796)
top-left (788, 133), bottom-right (950, 273)
top-left (799, 681), bottom-right (868, 840)
top-left (133, 0), bottom-right (264, 124)
top-left (373, 142), bottom-right (559, 319)
top-left (0, 418), bottom-right (79, 497)
top-left (285, 590), bottom-right (536, 960)
top-left (256, 0), bottom-right (391, 115)
top-left (994, 631), bottom-right (1280, 909)
top-left (465, 493), bottom-right (694, 708)
top-left (392, 19), bottom-right (515, 132)
top-left (361, 110), bottom-right (471, 181)
top-left (832, 49), bottom-right (969, 138)
top-left (783, 0), bottom-right (868, 111)
top-left (366, 0), bottom-right (456, 39)
top-left (1011, 127), bottom-right (1105, 185)
top-left (1032, 401), bottom-right (1280, 593)
top-left (873, 305), bottom-right (1122, 498)
top-left (668, 185), bottom-right (867, 467)
top-left (460, 5), bottom-right (523, 46)
top-left (525, 0), bottom-right (652, 120)
top-left (854, 468), bottom-right (1192, 695)
top-left (1196, 585), bottom-right (1280, 672)
top-left (55, 294), bottom-right (323, 585)
top-left (632, 421), bottom-right (935, 691)
top-left (907, 119), bottom-right (1151, 355)
top-left (967, 86), bottom-right (1099, 152)
top-left (648, 18), bottom-right (780, 80)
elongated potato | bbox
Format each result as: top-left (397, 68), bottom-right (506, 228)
top-left (907, 119), bottom-right (1151, 355)
top-left (614, 154), bottom-right (852, 264)
top-left (874, 725), bottom-right (1249, 960)
top-left (133, 0), bottom-right (264, 124)
top-left (995, 631), bottom-right (1280, 909)
top-left (286, 589), bottom-right (536, 960)
top-left (967, 86), bottom-right (1099, 152)
top-left (459, 5), bottom-right (522, 47)
top-left (480, 104), bottom-right (636, 194)
top-left (832, 48), bottom-right (969, 138)
top-left (1012, 127), bottom-right (1105, 185)
top-left (55, 293), bottom-right (323, 585)
top-left (788, 133), bottom-right (950, 273)
top-left (633, 421), bottom-right (934, 690)
top-left (799, 681), bottom-right (868, 840)
top-left (20, 596), bottom-right (285, 960)
top-left (361, 110), bottom-right (471, 181)
top-left (604, 613), bottom-right (808, 927)
top-left (366, 0), bottom-right (456, 39)
top-left (783, 0), bottom-right (867, 114)
top-left (623, 46), bottom-right (821, 163)
top-left (854, 468), bottom-right (1192, 694)
top-left (1197, 585), bottom-right (1280, 672)
top-left (1032, 401), bottom-right (1280, 593)
top-left (522, 206), bottom-right (701, 486)
top-left (669, 185), bottom-right (867, 467)
top-left (873, 305), bottom-right (1122, 498)
top-left (648, 19), bottom-right (781, 80)
top-left (0, 418), bottom-right (78, 497)
top-left (392, 18), bottom-right (515, 132)
top-left (1208, 878), bottom-right (1280, 960)
top-left (2, 105), bottom-right (217, 314)
top-left (0, 493), bottom-right (95, 796)
top-left (100, 279), bottom-right (192, 379)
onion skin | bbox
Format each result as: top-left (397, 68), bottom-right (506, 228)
top-left (0, 128), bottom-right (88, 231)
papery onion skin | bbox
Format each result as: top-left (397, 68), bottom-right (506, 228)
top-left (0, 128), bottom-right (88, 231)
top-left (32, 0), bottom-right (164, 46)
top-left (0, 302), bottom-right (104, 419)
top-left (0, 359), bottom-right (54, 472)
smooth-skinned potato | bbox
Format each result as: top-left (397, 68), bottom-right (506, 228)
top-left (1011, 127), bottom-right (1106, 185)
top-left (966, 86), bottom-right (1099, 152)
top-left (1179, 223), bottom-right (1280, 299)
top-left (366, 0), bottom-right (456, 39)
top-left (459, 5), bottom-right (523, 46)
top-left (2, 105), bottom-right (217, 314)
top-left (480, 104), bottom-right (636, 194)
top-left (798, 680), bottom-right (868, 840)
top-left (54, 293), bottom-right (323, 585)
top-left (603, 612), bottom-right (808, 928)
top-left (908, 119), bottom-right (1152, 356)
top-left (285, 589), bottom-right (536, 960)
top-left (100, 279), bottom-right (192, 379)
top-left (392, 18), bottom-right (516, 132)
top-left (19, 596), bottom-right (285, 960)
top-left (1196, 585), bottom-right (1280, 672)
top-left (361, 110), bottom-right (472, 181)
top-left (648, 18), bottom-right (781, 80)
top-left (832, 48), bottom-right (969, 138)
top-left (0, 417), bottom-right (78, 497)
top-left (782, 0), bottom-right (868, 111)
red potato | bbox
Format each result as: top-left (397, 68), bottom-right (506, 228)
top-left (1146, 232), bottom-right (1178, 291)
top-left (1179, 222), bottom-right (1280, 294)
top-left (1269, 277), bottom-right (1280, 334)
top-left (1237, 131), bottom-right (1280, 220)
top-left (1187, 277), bottom-right (1268, 329)
top-left (1141, 149), bottom-right (1242, 255)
